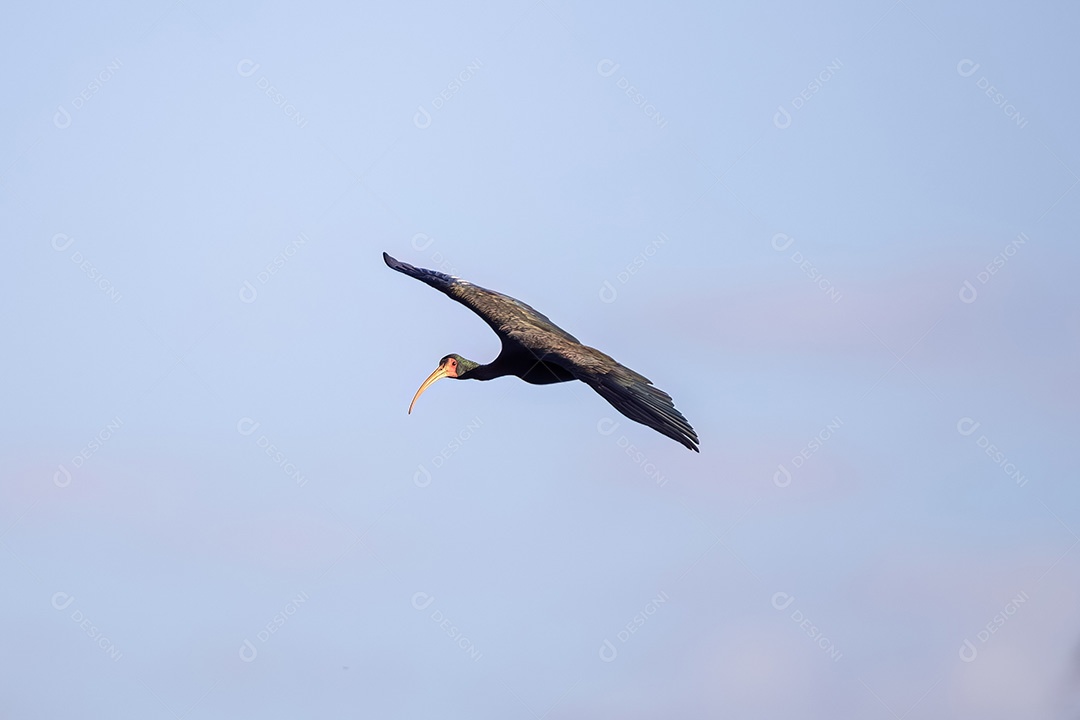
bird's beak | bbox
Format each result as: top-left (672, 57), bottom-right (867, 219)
top-left (408, 363), bottom-right (450, 414)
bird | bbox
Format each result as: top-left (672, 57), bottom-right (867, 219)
top-left (383, 252), bottom-right (699, 452)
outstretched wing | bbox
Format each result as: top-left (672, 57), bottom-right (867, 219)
top-left (590, 373), bottom-right (700, 453)
top-left (547, 344), bottom-right (700, 452)
top-left (383, 253), bottom-right (579, 347)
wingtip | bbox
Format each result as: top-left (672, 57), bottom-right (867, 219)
top-left (383, 251), bottom-right (411, 273)
top-left (678, 433), bottom-right (700, 452)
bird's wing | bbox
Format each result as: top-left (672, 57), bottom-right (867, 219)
top-left (543, 341), bottom-right (700, 453)
top-left (383, 252), bottom-right (580, 346)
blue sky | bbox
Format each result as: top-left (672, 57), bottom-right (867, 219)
top-left (2, 1), bottom-right (1079, 717)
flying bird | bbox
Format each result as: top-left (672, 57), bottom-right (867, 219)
top-left (383, 252), bottom-right (699, 452)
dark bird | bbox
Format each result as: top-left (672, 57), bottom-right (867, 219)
top-left (383, 252), bottom-right (699, 452)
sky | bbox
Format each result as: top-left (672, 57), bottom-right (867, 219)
top-left (2, 1), bottom-right (1079, 717)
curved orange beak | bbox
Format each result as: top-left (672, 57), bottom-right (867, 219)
top-left (408, 360), bottom-right (455, 414)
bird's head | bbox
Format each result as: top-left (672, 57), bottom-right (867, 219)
top-left (408, 354), bottom-right (480, 413)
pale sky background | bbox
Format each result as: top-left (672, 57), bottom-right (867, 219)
top-left (2, 1), bottom-right (1079, 718)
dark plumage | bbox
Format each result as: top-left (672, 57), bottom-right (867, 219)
top-left (383, 252), bottom-right (699, 452)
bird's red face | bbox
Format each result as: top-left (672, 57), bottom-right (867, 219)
top-left (439, 355), bottom-right (460, 378)
top-left (408, 355), bottom-right (459, 414)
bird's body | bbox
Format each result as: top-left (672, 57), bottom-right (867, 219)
top-left (383, 252), bottom-right (699, 452)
